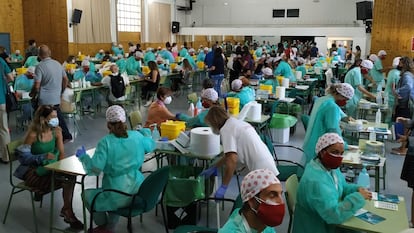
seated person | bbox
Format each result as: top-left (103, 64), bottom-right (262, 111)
top-left (219, 168), bottom-right (285, 233)
top-left (292, 133), bottom-right (371, 233)
top-left (262, 67), bottom-right (278, 93)
top-left (156, 56), bottom-right (169, 71)
top-left (14, 105), bottom-right (83, 230)
top-left (239, 77), bottom-right (256, 99)
top-left (227, 79), bottom-right (255, 109)
top-left (102, 64), bottom-right (130, 105)
top-left (95, 49), bottom-right (105, 61)
top-left (295, 57), bottom-right (307, 79)
top-left (144, 87), bottom-right (176, 129)
top-left (14, 66), bottom-right (35, 122)
top-left (115, 54), bottom-right (127, 74)
top-left (11, 49), bottom-right (24, 62)
top-left (14, 66), bottom-right (35, 93)
top-left (176, 88), bottom-right (219, 128)
top-left (76, 105), bottom-right (155, 233)
top-left (62, 55), bottom-right (77, 78)
top-left (142, 60), bottom-right (161, 106)
top-left (126, 51), bottom-right (144, 76)
top-left (24, 55), bottom-right (40, 68)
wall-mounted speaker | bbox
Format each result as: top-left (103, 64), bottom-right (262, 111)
top-left (356, 1), bottom-right (372, 20)
top-left (72, 9), bottom-right (83, 24)
top-left (172, 21), bottom-right (180, 33)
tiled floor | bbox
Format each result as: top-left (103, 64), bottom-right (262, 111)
top-left (0, 87), bottom-right (412, 233)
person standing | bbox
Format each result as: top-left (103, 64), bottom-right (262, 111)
top-left (370, 50), bottom-right (387, 93)
top-left (0, 57), bottom-right (14, 163)
top-left (29, 45), bottom-right (72, 142)
top-left (203, 106), bottom-right (279, 199)
top-left (209, 47), bottom-right (225, 97)
top-left (25, 39), bottom-right (39, 57)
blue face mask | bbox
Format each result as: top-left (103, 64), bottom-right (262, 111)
top-left (48, 117), bottom-right (59, 128)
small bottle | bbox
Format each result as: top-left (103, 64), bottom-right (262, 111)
top-left (196, 97), bottom-right (203, 114)
top-left (151, 124), bottom-right (160, 141)
top-left (376, 92), bottom-right (382, 105)
top-left (188, 103), bottom-right (195, 117)
top-left (357, 165), bottom-right (370, 189)
top-left (375, 108), bottom-right (381, 125)
top-left (383, 92), bottom-right (389, 107)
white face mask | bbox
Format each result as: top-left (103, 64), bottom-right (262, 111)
top-left (48, 117), bottom-right (59, 128)
top-left (163, 96), bottom-right (172, 105)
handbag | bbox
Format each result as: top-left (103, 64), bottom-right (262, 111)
top-left (6, 84), bottom-right (19, 113)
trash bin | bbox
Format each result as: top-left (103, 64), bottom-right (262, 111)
top-left (269, 113), bottom-right (297, 143)
top-left (275, 102), bottom-right (302, 134)
top-left (164, 166), bottom-right (207, 229)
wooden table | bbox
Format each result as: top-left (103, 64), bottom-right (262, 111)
top-left (45, 148), bottom-right (95, 233)
top-left (339, 197), bottom-right (409, 233)
top-left (342, 150), bottom-right (386, 192)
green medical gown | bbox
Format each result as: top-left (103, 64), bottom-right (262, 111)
top-left (302, 95), bottom-right (346, 163)
top-left (344, 67), bottom-right (363, 119)
top-left (274, 61), bottom-right (295, 82)
top-left (292, 159), bottom-right (365, 233)
top-left (384, 68), bottom-right (401, 123)
top-left (126, 56), bottom-right (143, 76)
top-left (178, 109), bottom-right (209, 128)
top-left (219, 208), bottom-right (276, 233)
top-left (227, 87), bottom-right (255, 110)
top-left (79, 130), bottom-right (155, 212)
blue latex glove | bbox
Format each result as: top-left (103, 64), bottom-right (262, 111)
top-left (175, 113), bottom-right (182, 119)
top-left (138, 128), bottom-right (152, 137)
top-left (76, 146), bottom-right (86, 158)
top-left (199, 167), bottom-right (217, 178)
top-left (214, 184), bottom-right (228, 199)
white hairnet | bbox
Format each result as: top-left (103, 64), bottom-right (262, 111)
top-left (315, 133), bottom-right (344, 154)
top-left (378, 50), bottom-right (387, 57)
top-left (392, 57), bottom-right (401, 68)
top-left (135, 51), bottom-right (144, 58)
top-left (241, 169), bottom-right (280, 202)
top-left (27, 66), bottom-right (36, 74)
top-left (336, 83), bottom-right (354, 99)
top-left (81, 59), bottom-right (90, 67)
top-left (106, 105), bottom-right (126, 123)
top-left (201, 88), bottom-right (218, 102)
top-left (369, 54), bottom-right (379, 62)
top-left (231, 79), bottom-right (242, 91)
top-left (262, 67), bottom-right (273, 76)
top-left (361, 59), bottom-right (374, 69)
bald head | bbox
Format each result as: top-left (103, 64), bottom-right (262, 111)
top-left (38, 45), bottom-right (51, 59)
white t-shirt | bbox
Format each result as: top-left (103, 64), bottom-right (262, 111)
top-left (102, 73), bottom-right (130, 102)
top-left (220, 117), bottom-right (279, 176)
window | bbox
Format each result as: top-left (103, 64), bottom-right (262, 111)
top-left (117, 0), bottom-right (141, 32)
top-left (287, 9), bottom-right (300, 18)
top-left (273, 9), bottom-right (285, 18)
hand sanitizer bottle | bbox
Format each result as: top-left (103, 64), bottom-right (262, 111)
top-left (357, 165), bottom-right (370, 189)
top-left (151, 124), bottom-right (160, 141)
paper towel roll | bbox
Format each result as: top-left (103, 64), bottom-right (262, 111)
top-left (247, 101), bottom-right (262, 121)
top-left (282, 78), bottom-right (290, 87)
top-left (365, 140), bottom-right (385, 156)
top-left (190, 127), bottom-right (220, 158)
top-left (275, 86), bottom-right (286, 99)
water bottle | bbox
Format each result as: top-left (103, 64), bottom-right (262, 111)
top-left (195, 97), bottom-right (203, 115)
top-left (375, 108), bottom-right (381, 125)
top-left (357, 165), bottom-right (370, 189)
top-left (188, 103), bottom-right (195, 117)
top-left (151, 124), bottom-right (160, 141)
top-left (376, 92), bottom-right (382, 105)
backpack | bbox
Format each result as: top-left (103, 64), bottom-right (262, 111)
top-left (110, 74), bottom-right (126, 98)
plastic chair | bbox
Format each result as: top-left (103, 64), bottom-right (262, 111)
top-left (3, 139), bottom-right (39, 233)
top-left (61, 90), bottom-right (83, 135)
top-left (301, 114), bottom-right (310, 131)
top-left (173, 195), bottom-right (243, 233)
top-left (88, 166), bottom-right (170, 233)
top-left (128, 110), bottom-right (142, 130)
top-left (285, 174), bottom-right (299, 233)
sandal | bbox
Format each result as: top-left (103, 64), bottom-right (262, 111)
top-left (391, 148), bottom-right (407, 156)
top-left (60, 208), bottom-right (84, 230)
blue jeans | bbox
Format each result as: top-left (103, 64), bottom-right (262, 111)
top-left (211, 74), bottom-right (224, 97)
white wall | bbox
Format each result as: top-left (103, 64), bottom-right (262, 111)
top-left (177, 0), bottom-right (361, 27)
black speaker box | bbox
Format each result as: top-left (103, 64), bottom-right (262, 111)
top-left (172, 21), bottom-right (180, 33)
top-left (72, 9), bottom-right (83, 24)
top-left (356, 1), bottom-right (372, 20)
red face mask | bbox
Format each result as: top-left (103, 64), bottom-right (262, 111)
top-left (336, 99), bottom-right (347, 106)
top-left (320, 150), bottom-right (343, 169)
top-left (252, 197), bottom-right (285, 227)
top-left (202, 100), bottom-right (210, 108)
top-left (83, 67), bottom-right (90, 72)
